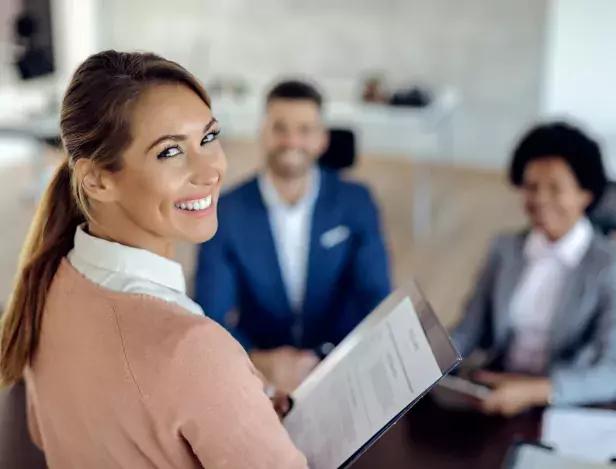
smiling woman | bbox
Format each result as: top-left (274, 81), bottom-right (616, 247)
top-left (0, 51), bottom-right (307, 469)
top-left (452, 122), bottom-right (616, 418)
top-left (74, 83), bottom-right (225, 254)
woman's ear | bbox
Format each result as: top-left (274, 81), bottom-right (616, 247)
top-left (74, 159), bottom-right (118, 203)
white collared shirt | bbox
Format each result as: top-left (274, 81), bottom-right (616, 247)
top-left (505, 218), bottom-right (594, 374)
top-left (67, 225), bottom-right (203, 316)
top-left (258, 168), bottom-right (320, 312)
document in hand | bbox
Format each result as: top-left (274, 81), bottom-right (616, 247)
top-left (503, 443), bottom-right (615, 469)
top-left (284, 279), bottom-right (461, 469)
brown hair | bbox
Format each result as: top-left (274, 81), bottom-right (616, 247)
top-left (0, 50), bottom-right (211, 385)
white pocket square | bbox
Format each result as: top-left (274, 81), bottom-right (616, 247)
top-left (320, 225), bottom-right (350, 249)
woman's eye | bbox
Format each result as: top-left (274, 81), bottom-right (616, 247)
top-left (202, 129), bottom-right (221, 145)
top-left (157, 146), bottom-right (182, 159)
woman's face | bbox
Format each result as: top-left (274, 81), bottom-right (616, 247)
top-left (522, 156), bottom-right (591, 241)
top-left (89, 83), bottom-right (226, 254)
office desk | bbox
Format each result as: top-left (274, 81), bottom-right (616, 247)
top-left (352, 395), bottom-right (541, 469)
top-left (1, 384), bottom-right (538, 469)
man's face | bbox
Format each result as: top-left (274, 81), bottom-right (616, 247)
top-left (261, 99), bottom-right (328, 178)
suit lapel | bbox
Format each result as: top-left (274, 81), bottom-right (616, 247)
top-left (547, 240), bottom-right (595, 358)
top-left (493, 234), bottom-right (526, 349)
top-left (244, 180), bottom-right (293, 318)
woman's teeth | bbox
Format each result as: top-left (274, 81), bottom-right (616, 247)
top-left (175, 195), bottom-right (212, 211)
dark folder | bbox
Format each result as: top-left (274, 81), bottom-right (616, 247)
top-left (284, 279), bottom-right (461, 469)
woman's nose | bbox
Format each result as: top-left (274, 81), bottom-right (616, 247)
top-left (194, 166), bottom-right (220, 186)
top-left (191, 158), bottom-right (222, 186)
top-left (190, 149), bottom-right (226, 186)
top-left (534, 189), bottom-right (551, 206)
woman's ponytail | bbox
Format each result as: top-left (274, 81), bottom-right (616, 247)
top-left (0, 49), bottom-right (212, 386)
top-left (0, 159), bottom-right (84, 385)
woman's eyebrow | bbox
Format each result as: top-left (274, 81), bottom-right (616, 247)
top-left (145, 118), bottom-right (218, 151)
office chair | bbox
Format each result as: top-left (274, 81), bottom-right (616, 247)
top-left (590, 181), bottom-right (616, 236)
top-left (319, 128), bottom-right (356, 171)
top-left (0, 383), bottom-right (47, 468)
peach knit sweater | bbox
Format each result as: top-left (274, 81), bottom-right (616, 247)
top-left (24, 260), bottom-right (307, 469)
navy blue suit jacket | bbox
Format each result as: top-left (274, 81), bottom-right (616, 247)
top-left (194, 169), bottom-right (391, 351)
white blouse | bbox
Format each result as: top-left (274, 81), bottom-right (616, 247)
top-left (505, 218), bottom-right (593, 374)
top-left (67, 225), bottom-right (203, 316)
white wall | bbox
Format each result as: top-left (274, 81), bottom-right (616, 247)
top-left (41, 0), bottom-right (616, 174)
top-left (0, 0), bottom-right (21, 84)
top-left (50, 0), bottom-right (99, 85)
top-left (542, 0), bottom-right (616, 176)
top-left (99, 0), bottom-right (548, 170)
top-left (0, 0), bottom-right (548, 170)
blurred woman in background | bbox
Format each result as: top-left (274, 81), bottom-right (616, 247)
top-left (0, 50), bottom-right (306, 468)
top-left (452, 121), bottom-right (616, 416)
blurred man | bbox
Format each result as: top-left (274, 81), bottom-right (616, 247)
top-left (195, 80), bottom-right (391, 392)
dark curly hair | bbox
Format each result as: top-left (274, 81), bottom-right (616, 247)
top-left (509, 121), bottom-right (607, 213)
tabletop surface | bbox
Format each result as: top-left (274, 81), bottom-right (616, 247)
top-left (351, 394), bottom-right (541, 469)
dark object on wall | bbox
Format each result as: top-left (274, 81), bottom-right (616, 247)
top-left (389, 87), bottom-right (432, 108)
top-left (319, 128), bottom-right (356, 171)
top-left (0, 383), bottom-right (47, 468)
top-left (16, 48), bottom-right (54, 80)
top-left (15, 14), bottom-right (38, 38)
top-left (13, 2), bottom-right (55, 80)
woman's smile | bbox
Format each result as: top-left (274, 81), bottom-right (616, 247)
top-left (174, 194), bottom-right (215, 217)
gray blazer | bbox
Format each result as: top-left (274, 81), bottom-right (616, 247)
top-left (451, 230), bottom-right (616, 405)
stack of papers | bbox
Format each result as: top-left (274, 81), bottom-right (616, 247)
top-left (506, 443), bottom-right (614, 469)
top-left (541, 407), bottom-right (616, 463)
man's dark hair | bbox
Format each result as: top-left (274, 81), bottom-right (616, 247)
top-left (509, 121), bottom-right (607, 213)
top-left (266, 80), bottom-right (323, 110)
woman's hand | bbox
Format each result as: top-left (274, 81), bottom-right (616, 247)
top-left (253, 367), bottom-right (295, 420)
top-left (474, 371), bottom-right (551, 417)
top-left (265, 385), bottom-right (294, 420)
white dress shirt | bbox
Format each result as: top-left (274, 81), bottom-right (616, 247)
top-left (67, 225), bottom-right (203, 316)
top-left (505, 218), bottom-right (594, 374)
top-left (258, 168), bottom-right (320, 312)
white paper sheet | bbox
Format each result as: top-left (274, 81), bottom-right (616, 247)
top-left (541, 407), bottom-right (616, 463)
top-left (511, 444), bottom-right (612, 469)
top-left (284, 297), bottom-right (443, 469)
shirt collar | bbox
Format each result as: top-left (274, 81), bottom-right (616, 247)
top-left (524, 217), bottom-right (594, 267)
top-left (72, 225), bottom-right (186, 293)
top-left (258, 166), bottom-right (321, 210)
